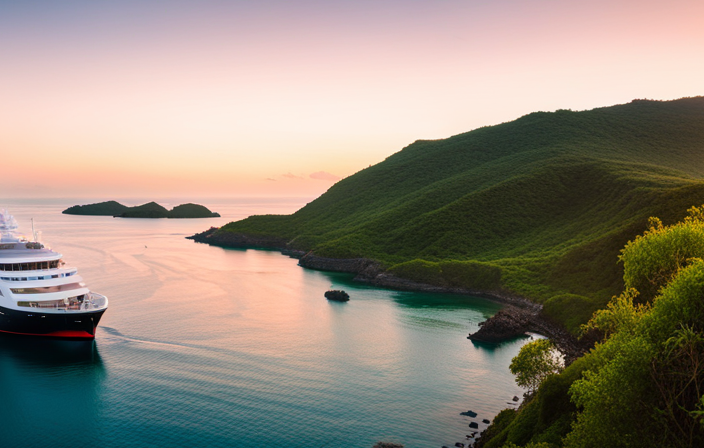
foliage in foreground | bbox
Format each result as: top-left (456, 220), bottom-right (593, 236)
top-left (564, 264), bottom-right (704, 447)
top-left (485, 208), bottom-right (704, 448)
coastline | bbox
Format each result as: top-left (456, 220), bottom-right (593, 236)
top-left (187, 228), bottom-right (587, 362)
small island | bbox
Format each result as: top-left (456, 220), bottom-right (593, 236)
top-left (63, 201), bottom-right (220, 218)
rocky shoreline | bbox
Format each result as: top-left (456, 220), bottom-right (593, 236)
top-left (467, 306), bottom-right (586, 364)
top-left (187, 228), bottom-right (586, 362)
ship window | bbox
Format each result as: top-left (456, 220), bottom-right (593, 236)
top-left (11, 282), bottom-right (84, 294)
top-left (0, 261), bottom-right (60, 271)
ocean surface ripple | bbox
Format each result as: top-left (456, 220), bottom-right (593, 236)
top-left (0, 200), bottom-right (528, 448)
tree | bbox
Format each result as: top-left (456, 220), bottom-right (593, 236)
top-left (510, 339), bottom-right (563, 392)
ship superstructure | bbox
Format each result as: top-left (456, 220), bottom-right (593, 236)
top-left (0, 209), bottom-right (107, 338)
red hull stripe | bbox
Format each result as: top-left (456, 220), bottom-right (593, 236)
top-left (0, 328), bottom-right (95, 339)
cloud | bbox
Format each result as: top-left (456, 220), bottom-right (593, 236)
top-left (282, 172), bottom-right (304, 180)
top-left (309, 171), bottom-right (341, 181)
top-left (266, 178), bottom-right (277, 181)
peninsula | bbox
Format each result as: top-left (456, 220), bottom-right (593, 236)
top-left (64, 201), bottom-right (220, 218)
top-left (188, 97), bottom-right (704, 447)
top-left (190, 97), bottom-right (704, 333)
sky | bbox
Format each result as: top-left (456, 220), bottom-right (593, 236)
top-left (1, 0), bottom-right (702, 199)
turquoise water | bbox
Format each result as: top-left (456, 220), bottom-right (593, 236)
top-left (0, 200), bottom-right (528, 448)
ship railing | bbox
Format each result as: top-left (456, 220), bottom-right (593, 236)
top-left (17, 292), bottom-right (108, 311)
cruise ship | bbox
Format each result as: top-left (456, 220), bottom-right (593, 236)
top-left (0, 209), bottom-right (108, 338)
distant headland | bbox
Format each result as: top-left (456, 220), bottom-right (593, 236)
top-left (63, 201), bottom-right (220, 218)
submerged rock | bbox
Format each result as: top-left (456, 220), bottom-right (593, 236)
top-left (325, 290), bottom-right (350, 302)
top-left (372, 443), bottom-right (404, 448)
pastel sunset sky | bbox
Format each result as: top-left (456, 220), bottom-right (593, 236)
top-left (1, 0), bottom-right (702, 198)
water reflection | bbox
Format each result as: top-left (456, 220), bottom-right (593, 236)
top-left (0, 334), bottom-right (103, 367)
top-left (389, 290), bottom-right (500, 315)
top-left (320, 271), bottom-right (501, 315)
top-left (0, 335), bottom-right (105, 447)
top-left (468, 335), bottom-right (531, 350)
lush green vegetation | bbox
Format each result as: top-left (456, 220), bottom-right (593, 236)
top-left (64, 201), bottom-right (219, 218)
top-left (478, 208), bottom-right (704, 447)
top-left (215, 97), bottom-right (704, 332)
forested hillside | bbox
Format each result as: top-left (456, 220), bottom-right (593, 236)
top-left (209, 97), bottom-right (704, 332)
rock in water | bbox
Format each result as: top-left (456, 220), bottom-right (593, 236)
top-left (460, 410), bottom-right (478, 417)
top-left (467, 306), bottom-right (535, 343)
top-left (469, 422), bottom-right (479, 429)
top-left (372, 443), bottom-right (404, 448)
top-left (325, 290), bottom-right (350, 302)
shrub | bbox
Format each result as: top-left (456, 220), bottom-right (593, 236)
top-left (620, 207), bottom-right (704, 303)
top-left (510, 340), bottom-right (563, 392)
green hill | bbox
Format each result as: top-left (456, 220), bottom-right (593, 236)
top-left (63, 200), bottom-right (129, 216)
top-left (169, 203), bottom-right (220, 218)
top-left (117, 201), bottom-right (170, 218)
top-left (205, 97), bottom-right (704, 332)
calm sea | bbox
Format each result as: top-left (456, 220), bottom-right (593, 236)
top-left (0, 199), bottom-right (528, 448)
